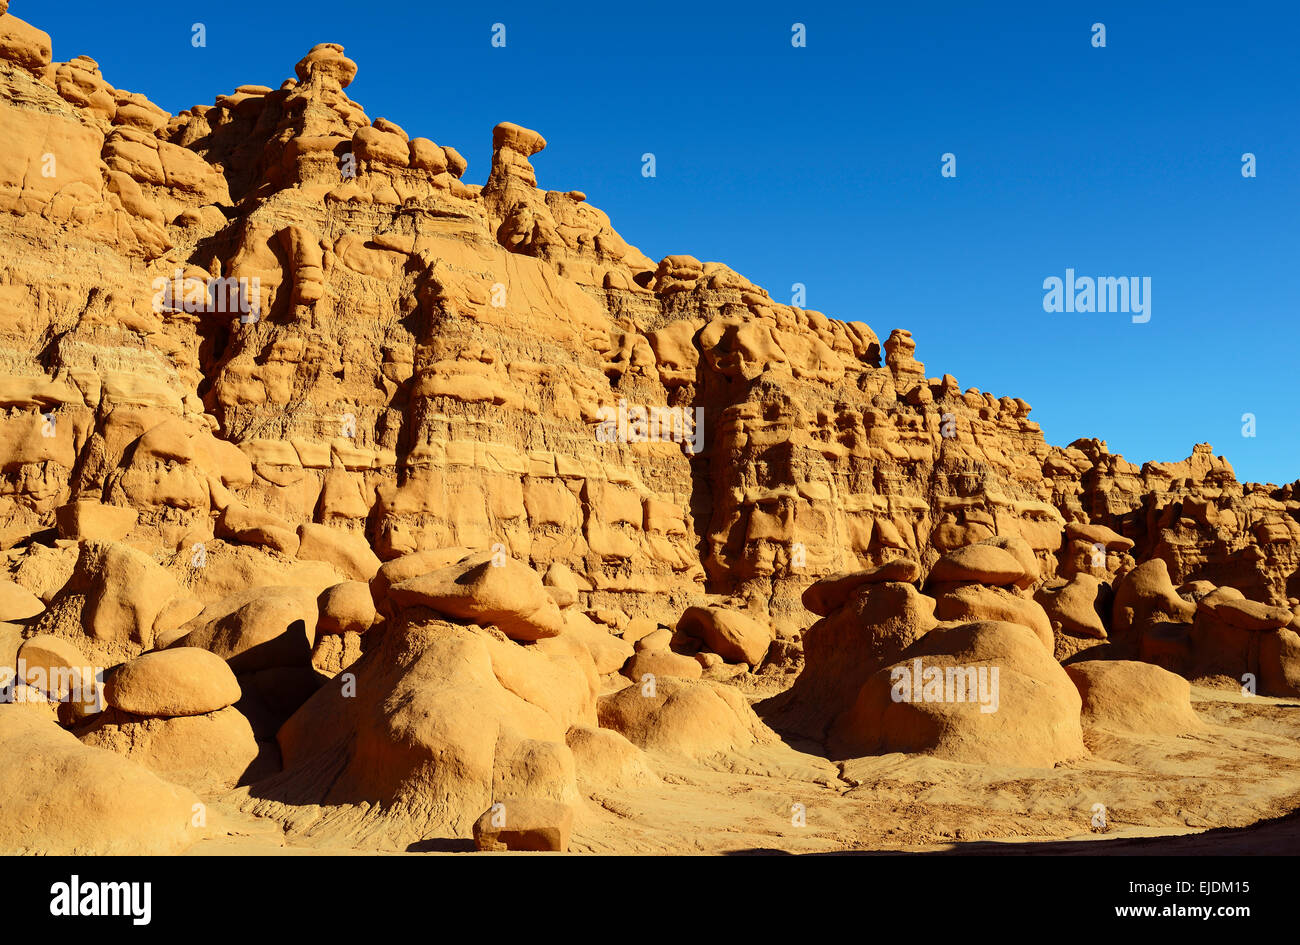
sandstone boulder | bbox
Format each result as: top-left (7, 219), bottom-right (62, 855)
top-left (0, 579), bottom-right (42, 621)
top-left (296, 524), bottom-right (381, 581)
top-left (105, 647), bottom-right (240, 717)
top-left (774, 581), bottom-right (936, 739)
top-left (801, 558), bottom-right (920, 617)
top-left (317, 581), bottom-right (378, 634)
top-left (934, 584), bottom-right (1053, 650)
top-left (170, 586), bottom-right (317, 673)
top-left (676, 606), bottom-right (771, 666)
top-left (0, 710), bottom-right (201, 854)
top-left (828, 621), bottom-right (1086, 768)
top-left (388, 552), bottom-right (563, 641)
top-left (565, 724), bottom-right (658, 789)
top-left (621, 648), bottom-right (703, 682)
top-left (928, 544), bottom-right (1028, 587)
top-left (473, 798), bottom-right (570, 852)
top-left (597, 677), bottom-right (774, 760)
top-left (1065, 660), bottom-right (1202, 736)
top-left (77, 705), bottom-right (261, 794)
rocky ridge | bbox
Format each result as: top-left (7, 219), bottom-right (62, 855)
top-left (2, 5), bottom-right (1299, 854)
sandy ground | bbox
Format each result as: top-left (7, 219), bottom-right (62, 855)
top-left (185, 684), bottom-right (1300, 855)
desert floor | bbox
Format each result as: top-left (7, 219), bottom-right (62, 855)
top-left (188, 683), bottom-right (1300, 855)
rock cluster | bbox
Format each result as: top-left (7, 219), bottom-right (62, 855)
top-left (0, 4), bottom-right (1296, 853)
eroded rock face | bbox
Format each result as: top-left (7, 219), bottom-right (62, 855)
top-left (1, 6), bottom-right (1292, 655)
top-left (230, 601), bottom-right (597, 848)
top-left (0, 4), bottom-right (1298, 855)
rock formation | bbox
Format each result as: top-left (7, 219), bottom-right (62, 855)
top-left (2, 4), bottom-right (1299, 854)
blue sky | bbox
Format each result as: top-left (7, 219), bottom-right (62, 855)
top-left (28, 0), bottom-right (1300, 484)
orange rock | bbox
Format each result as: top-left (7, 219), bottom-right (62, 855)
top-left (676, 606), bottom-right (771, 665)
top-left (105, 647), bottom-right (241, 717)
top-left (473, 798), bottom-right (571, 852)
top-left (1065, 660), bottom-right (1202, 736)
top-left (829, 621), bottom-right (1086, 767)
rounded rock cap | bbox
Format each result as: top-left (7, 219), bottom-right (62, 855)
top-left (105, 647), bottom-right (241, 718)
top-left (493, 121), bottom-right (546, 157)
top-left (294, 42), bottom-right (357, 88)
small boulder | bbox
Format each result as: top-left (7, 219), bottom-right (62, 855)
top-left (105, 647), bottom-right (240, 718)
top-left (676, 606), bottom-right (771, 666)
top-left (317, 581), bottom-right (378, 634)
top-left (388, 552), bottom-right (563, 641)
top-left (296, 524), bottom-right (381, 581)
top-left (622, 649), bottom-right (702, 682)
top-left (597, 677), bottom-right (773, 759)
top-left (928, 544), bottom-right (1028, 587)
top-left (473, 798), bottom-right (571, 852)
top-left (1065, 660), bottom-right (1203, 736)
top-left (0, 579), bottom-right (43, 622)
top-left (801, 558), bottom-right (920, 616)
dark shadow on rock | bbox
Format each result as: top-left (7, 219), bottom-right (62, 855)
top-left (406, 838), bottom-right (475, 853)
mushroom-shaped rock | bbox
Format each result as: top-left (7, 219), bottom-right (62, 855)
top-left (388, 551), bottom-right (563, 641)
top-left (264, 618), bottom-right (586, 846)
top-left (776, 581), bottom-right (937, 739)
top-left (676, 606), bottom-right (771, 666)
top-left (1065, 660), bottom-right (1203, 736)
top-left (801, 558), bottom-right (920, 616)
top-left (294, 42), bottom-right (357, 88)
top-left (493, 121), bottom-right (547, 157)
top-left (1197, 592), bottom-right (1291, 631)
top-left (975, 536), bottom-right (1041, 589)
top-left (1064, 521), bottom-right (1135, 552)
top-left (370, 546), bottom-right (476, 607)
top-left (1189, 589), bottom-right (1295, 684)
top-left (928, 544), bottom-right (1028, 587)
top-left (1035, 573), bottom-right (1110, 641)
top-left (933, 585), bottom-right (1053, 650)
top-left (1111, 558), bottom-right (1196, 645)
top-left (105, 647), bottom-right (241, 718)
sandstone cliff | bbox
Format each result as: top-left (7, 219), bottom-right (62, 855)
top-left (3, 5), bottom-right (1300, 854)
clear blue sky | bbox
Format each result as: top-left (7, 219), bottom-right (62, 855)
top-left (27, 0), bottom-right (1300, 485)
